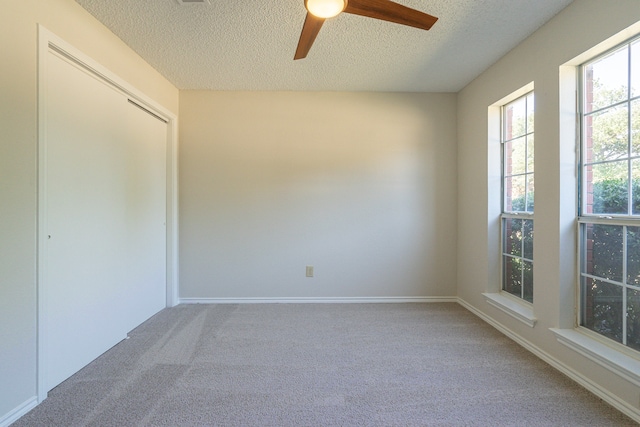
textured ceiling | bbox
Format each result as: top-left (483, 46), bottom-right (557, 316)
top-left (74, 0), bottom-right (574, 92)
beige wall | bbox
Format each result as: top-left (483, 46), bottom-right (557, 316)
top-left (179, 91), bottom-right (457, 299)
top-left (457, 0), bottom-right (640, 415)
top-left (0, 0), bottom-right (178, 419)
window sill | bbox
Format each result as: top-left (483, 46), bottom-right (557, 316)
top-left (482, 292), bottom-right (537, 327)
top-left (551, 328), bottom-right (640, 388)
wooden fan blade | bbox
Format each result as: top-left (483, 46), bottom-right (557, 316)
top-left (344, 0), bottom-right (438, 31)
top-left (294, 12), bottom-right (325, 60)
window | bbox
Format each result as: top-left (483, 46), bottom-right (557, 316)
top-left (580, 36), bottom-right (640, 350)
top-left (502, 92), bottom-right (535, 303)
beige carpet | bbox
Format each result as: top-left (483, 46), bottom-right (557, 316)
top-left (14, 303), bottom-right (636, 426)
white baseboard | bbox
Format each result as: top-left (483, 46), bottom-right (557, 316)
top-left (457, 298), bottom-right (640, 424)
top-left (0, 396), bottom-right (37, 427)
top-left (179, 296), bottom-right (458, 304)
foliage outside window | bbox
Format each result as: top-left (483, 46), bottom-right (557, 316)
top-left (580, 36), bottom-right (640, 351)
top-left (502, 92), bottom-right (534, 303)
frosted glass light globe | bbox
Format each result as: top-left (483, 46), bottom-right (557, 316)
top-left (305, 0), bottom-right (347, 18)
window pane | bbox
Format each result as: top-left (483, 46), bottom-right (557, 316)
top-left (505, 175), bottom-right (526, 212)
top-left (584, 115), bottom-right (595, 164)
top-left (504, 97), bottom-right (527, 140)
top-left (588, 224), bottom-right (623, 282)
top-left (583, 223), bottom-right (594, 273)
top-left (504, 218), bottom-right (522, 257)
top-left (633, 159), bottom-right (640, 215)
top-left (628, 226), bottom-right (640, 286)
top-left (526, 93), bottom-right (535, 133)
top-left (523, 260), bottom-right (533, 303)
top-left (585, 47), bottom-right (629, 113)
top-left (632, 99), bottom-right (640, 157)
top-left (526, 134), bottom-right (535, 173)
top-left (503, 256), bottom-right (522, 298)
top-left (582, 278), bottom-right (623, 343)
top-left (627, 288), bottom-right (640, 351)
top-left (505, 137), bottom-right (526, 175)
top-left (522, 219), bottom-right (533, 260)
top-left (589, 104), bottom-right (629, 163)
top-left (632, 40), bottom-right (640, 98)
top-left (583, 164), bottom-right (595, 215)
top-left (591, 161), bottom-right (628, 215)
top-left (525, 174), bottom-right (534, 213)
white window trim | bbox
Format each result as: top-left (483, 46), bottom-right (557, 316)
top-left (551, 327), bottom-right (640, 388)
top-left (551, 19), bottom-right (640, 398)
top-left (561, 30), bottom-right (640, 381)
top-left (483, 292), bottom-right (537, 328)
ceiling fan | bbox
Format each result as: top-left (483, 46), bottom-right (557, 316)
top-left (294, 0), bottom-right (438, 60)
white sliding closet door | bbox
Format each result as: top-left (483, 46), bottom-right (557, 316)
top-left (44, 50), bottom-right (167, 392)
top-left (121, 101), bottom-right (167, 331)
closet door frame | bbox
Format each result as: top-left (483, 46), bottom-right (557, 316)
top-left (36, 26), bottom-right (179, 402)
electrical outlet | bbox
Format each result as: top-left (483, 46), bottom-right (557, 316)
top-left (306, 266), bottom-right (314, 277)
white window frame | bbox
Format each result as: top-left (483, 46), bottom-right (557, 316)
top-left (501, 92), bottom-right (535, 304)
top-left (578, 35), bottom-right (640, 352)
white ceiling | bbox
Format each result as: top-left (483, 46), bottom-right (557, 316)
top-left (74, 0), bottom-right (574, 92)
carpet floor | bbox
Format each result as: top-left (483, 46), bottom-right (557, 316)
top-left (13, 303), bottom-right (637, 426)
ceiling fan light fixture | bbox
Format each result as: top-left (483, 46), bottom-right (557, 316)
top-left (305, 0), bottom-right (347, 19)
